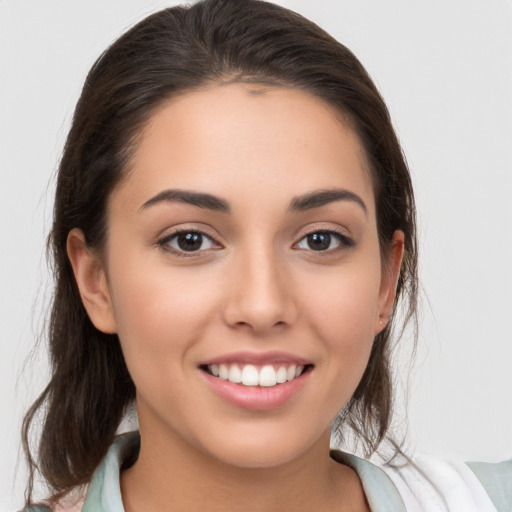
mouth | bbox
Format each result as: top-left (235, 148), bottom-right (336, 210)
top-left (200, 362), bottom-right (313, 388)
top-left (198, 352), bottom-right (313, 410)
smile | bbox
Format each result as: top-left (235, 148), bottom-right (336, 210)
top-left (199, 352), bottom-right (313, 410)
top-left (205, 363), bottom-right (306, 387)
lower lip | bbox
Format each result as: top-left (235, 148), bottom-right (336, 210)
top-left (201, 369), bottom-right (310, 411)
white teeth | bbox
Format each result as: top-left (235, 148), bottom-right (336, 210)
top-left (228, 364), bottom-right (242, 383)
top-left (219, 364), bottom-right (229, 380)
top-left (241, 364), bottom-right (259, 386)
top-left (259, 365), bottom-right (277, 387)
top-left (276, 366), bottom-right (287, 384)
top-left (207, 363), bottom-right (307, 387)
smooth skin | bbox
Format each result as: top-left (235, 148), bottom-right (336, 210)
top-left (67, 84), bottom-right (404, 512)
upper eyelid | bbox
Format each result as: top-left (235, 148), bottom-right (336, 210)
top-left (157, 225), bottom-right (221, 242)
top-left (298, 230), bottom-right (350, 241)
top-left (155, 224), bottom-right (353, 247)
top-left (294, 225), bottom-right (352, 242)
top-left (160, 231), bottom-right (219, 245)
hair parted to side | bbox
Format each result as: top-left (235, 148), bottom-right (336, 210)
top-left (22, 0), bottom-right (418, 504)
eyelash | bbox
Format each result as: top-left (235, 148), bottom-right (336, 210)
top-left (294, 229), bottom-right (354, 253)
top-left (157, 228), bottom-right (354, 257)
top-left (157, 229), bottom-right (221, 257)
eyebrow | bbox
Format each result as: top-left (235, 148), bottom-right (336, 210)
top-left (139, 187), bottom-right (367, 216)
top-left (139, 189), bottom-right (230, 212)
top-left (289, 188), bottom-right (367, 215)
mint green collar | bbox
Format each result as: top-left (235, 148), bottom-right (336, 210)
top-left (330, 450), bottom-right (407, 512)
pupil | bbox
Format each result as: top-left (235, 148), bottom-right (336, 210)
top-left (308, 232), bottom-right (330, 251)
top-left (177, 232), bottom-right (202, 251)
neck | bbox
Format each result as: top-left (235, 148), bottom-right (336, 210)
top-left (120, 427), bottom-right (369, 512)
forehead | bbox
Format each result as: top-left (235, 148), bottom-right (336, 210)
top-left (116, 83), bottom-right (375, 214)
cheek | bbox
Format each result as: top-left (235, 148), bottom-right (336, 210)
top-left (302, 262), bottom-right (381, 341)
top-left (297, 258), bottom-right (381, 397)
top-left (107, 256), bottom-right (222, 371)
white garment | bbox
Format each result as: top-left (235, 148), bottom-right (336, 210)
top-left (381, 453), bottom-right (498, 512)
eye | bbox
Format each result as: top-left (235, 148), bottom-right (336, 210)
top-left (295, 231), bottom-right (352, 252)
top-left (159, 230), bottom-right (218, 254)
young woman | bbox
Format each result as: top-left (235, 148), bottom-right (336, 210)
top-left (20, 1), bottom-right (511, 511)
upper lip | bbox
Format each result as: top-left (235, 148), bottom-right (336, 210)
top-left (199, 351), bottom-right (311, 366)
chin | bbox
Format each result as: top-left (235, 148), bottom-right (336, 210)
top-left (195, 422), bottom-right (328, 470)
top-left (212, 444), bottom-right (303, 470)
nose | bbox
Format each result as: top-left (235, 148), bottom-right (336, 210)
top-left (222, 245), bottom-right (297, 333)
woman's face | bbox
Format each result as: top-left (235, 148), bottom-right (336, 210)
top-left (85, 84), bottom-right (401, 468)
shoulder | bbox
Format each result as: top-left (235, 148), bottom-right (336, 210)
top-left (382, 452), bottom-right (511, 512)
top-left (22, 500), bottom-right (84, 512)
top-left (19, 433), bottom-right (137, 512)
top-left (332, 448), bottom-right (511, 512)
top-left (466, 459), bottom-right (512, 512)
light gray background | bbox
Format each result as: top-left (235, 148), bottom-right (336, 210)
top-left (1, 0), bottom-right (511, 510)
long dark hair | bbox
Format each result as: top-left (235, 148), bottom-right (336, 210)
top-left (23, 0), bottom-right (418, 504)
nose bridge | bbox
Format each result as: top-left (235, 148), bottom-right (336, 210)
top-left (223, 238), bottom-right (296, 331)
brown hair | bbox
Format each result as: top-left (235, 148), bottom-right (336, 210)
top-left (23, 0), bottom-right (417, 504)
